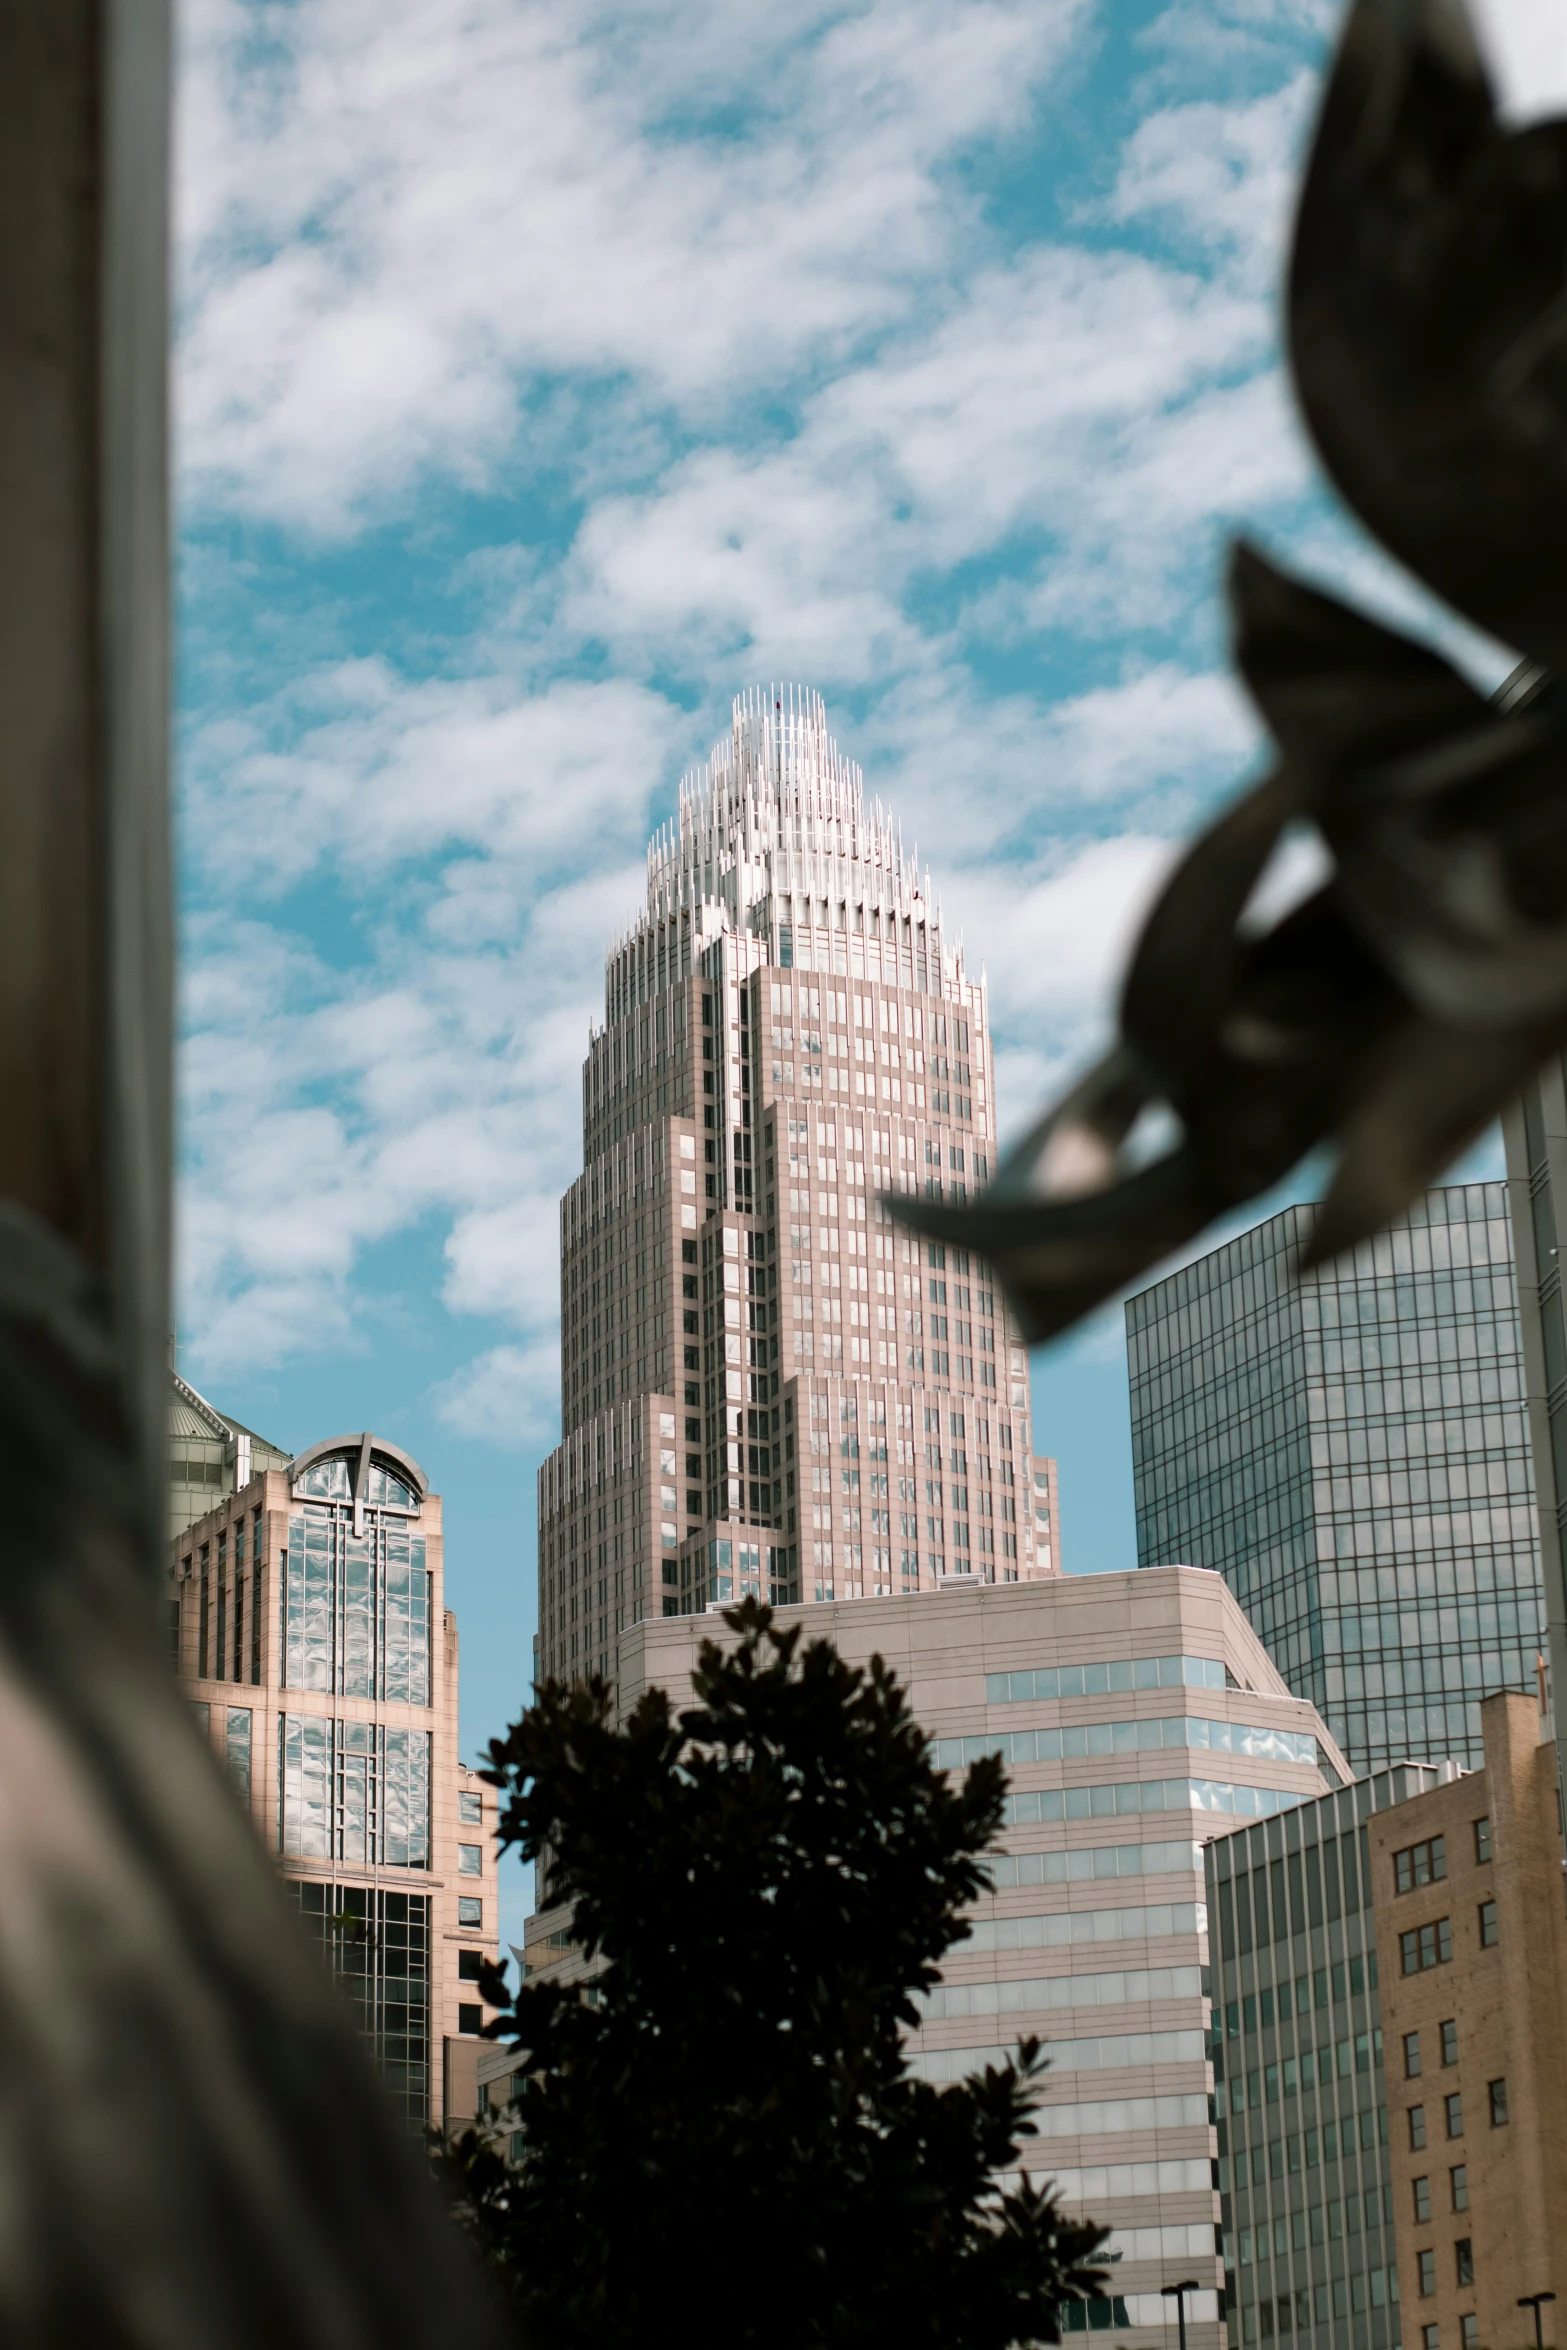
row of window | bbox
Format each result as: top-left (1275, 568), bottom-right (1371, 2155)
top-left (1420, 2319), bottom-right (1481, 2350)
top-left (1224, 2029), bottom-right (1383, 2114)
top-left (1411, 2166), bottom-right (1468, 2220)
top-left (985, 1654), bottom-right (1232, 1704)
top-left (919, 1963), bottom-right (1202, 2020)
top-left (1221, 2106), bottom-right (1389, 2202)
top-left (937, 1715), bottom-right (1316, 1772)
top-left (1236, 2270), bottom-right (1401, 2343)
top-left (1217, 1954), bottom-right (1375, 2041)
top-left (964, 1899), bottom-right (1203, 1953)
top-left (1400, 1902), bottom-right (1497, 1975)
top-left (1392, 1816), bottom-right (1490, 1893)
top-left (1004, 1778), bottom-right (1306, 1827)
top-left (1234, 2179), bottom-right (1388, 2265)
top-left (1416, 2241), bottom-right (1473, 2295)
top-left (909, 2029), bottom-right (1204, 2084)
top-left (1406, 2081), bottom-right (1507, 2146)
top-left (988, 1839), bottom-right (1202, 1888)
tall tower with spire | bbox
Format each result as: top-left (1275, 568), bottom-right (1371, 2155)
top-left (536, 688), bottom-right (1058, 1685)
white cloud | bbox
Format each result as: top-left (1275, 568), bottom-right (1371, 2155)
top-left (184, 670), bottom-right (685, 888)
top-left (173, 0), bottom-right (1343, 1420)
top-left (433, 1339), bottom-right (562, 1450)
top-left (178, 0), bottom-right (1091, 532)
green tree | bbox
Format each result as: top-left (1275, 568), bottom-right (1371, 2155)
top-left (446, 1600), bottom-right (1108, 2348)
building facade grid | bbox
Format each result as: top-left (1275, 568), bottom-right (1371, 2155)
top-left (537, 687), bottom-right (1058, 1689)
top-left (1127, 1185), bottom-right (1544, 1775)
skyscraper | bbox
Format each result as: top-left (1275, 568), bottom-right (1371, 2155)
top-left (1126, 1185), bottom-right (1545, 1777)
top-left (536, 687), bottom-right (1057, 1686)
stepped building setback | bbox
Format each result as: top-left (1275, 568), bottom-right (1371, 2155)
top-left (537, 687), bottom-right (1057, 1686)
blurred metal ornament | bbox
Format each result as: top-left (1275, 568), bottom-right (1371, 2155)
top-left (894, 0), bottom-right (1567, 1340)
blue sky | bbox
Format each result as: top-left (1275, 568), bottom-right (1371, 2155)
top-left (173, 0), bottom-right (1563, 1943)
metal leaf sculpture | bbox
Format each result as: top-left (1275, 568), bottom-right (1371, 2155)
top-left (895, 0), bottom-right (1567, 1342)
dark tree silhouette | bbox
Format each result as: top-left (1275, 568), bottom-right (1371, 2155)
top-left (441, 1600), bottom-right (1108, 2349)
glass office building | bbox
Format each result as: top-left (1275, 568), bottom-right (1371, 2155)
top-left (1207, 1767), bottom-right (1440, 2350)
top-left (1501, 1067), bottom-right (1567, 1788)
top-left (1127, 1186), bottom-right (1545, 1776)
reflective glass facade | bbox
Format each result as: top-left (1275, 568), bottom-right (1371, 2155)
top-left (283, 1504), bottom-right (430, 1703)
top-left (278, 1716), bottom-right (431, 1867)
top-left (1501, 1068), bottom-right (1567, 1794)
top-left (1127, 1186), bottom-right (1545, 1774)
top-left (291, 1883), bottom-right (431, 2127)
top-left (1207, 1769), bottom-right (1438, 2350)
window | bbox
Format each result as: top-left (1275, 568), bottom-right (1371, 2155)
top-left (1478, 1898), bottom-right (1499, 1947)
top-left (1473, 1815), bottom-right (1492, 1864)
top-left (1401, 1917), bottom-right (1454, 1972)
top-left (1422, 2328), bottom-right (1440, 2350)
top-left (1440, 2018), bottom-right (1458, 2066)
top-left (1460, 2319), bottom-right (1479, 2350)
top-left (1395, 1835), bottom-right (1447, 1893)
top-left (1419, 2251), bottom-right (1437, 2296)
top-left (1488, 2077), bottom-right (1508, 2126)
top-left (1455, 2240), bottom-right (1473, 2288)
top-left (1413, 2176), bottom-right (1431, 2223)
top-left (1445, 2092), bottom-right (1463, 2138)
top-left (1404, 2030), bottom-right (1422, 2078)
top-left (458, 2004), bottom-right (483, 2035)
top-left (458, 1843), bottom-right (483, 1876)
top-left (458, 1791), bottom-right (483, 1824)
top-left (1409, 2106), bottom-right (1428, 2149)
top-left (1450, 2165), bottom-right (1468, 2212)
top-left (458, 1949), bottom-right (485, 1981)
top-left (458, 1896), bottom-right (482, 1927)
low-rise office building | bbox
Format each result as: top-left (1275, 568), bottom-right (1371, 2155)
top-left (169, 1417), bottom-right (500, 2129)
top-left (1368, 1691), bottom-right (1567, 2350)
top-left (494, 1566), bottom-right (1348, 2347)
top-left (1207, 1766), bottom-right (1443, 2350)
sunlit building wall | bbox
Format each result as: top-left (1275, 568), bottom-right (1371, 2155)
top-left (536, 686), bottom-right (1058, 1688)
top-left (168, 1408), bottom-right (499, 2129)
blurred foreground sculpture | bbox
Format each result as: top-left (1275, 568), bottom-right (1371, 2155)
top-left (901, 0), bottom-right (1567, 1340)
top-left (0, 10), bottom-right (498, 2343)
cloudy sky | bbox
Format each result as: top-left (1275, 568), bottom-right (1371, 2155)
top-left (174, 0), bottom-right (1563, 1939)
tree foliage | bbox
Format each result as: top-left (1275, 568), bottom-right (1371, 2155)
top-left (442, 1601), bottom-right (1108, 2349)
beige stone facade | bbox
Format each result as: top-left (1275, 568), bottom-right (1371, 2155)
top-left (1370, 1692), bottom-right (1567, 2350)
top-left (494, 1566), bottom-right (1349, 2348)
top-left (170, 1428), bottom-right (499, 2130)
top-left (537, 688), bottom-right (1054, 1690)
